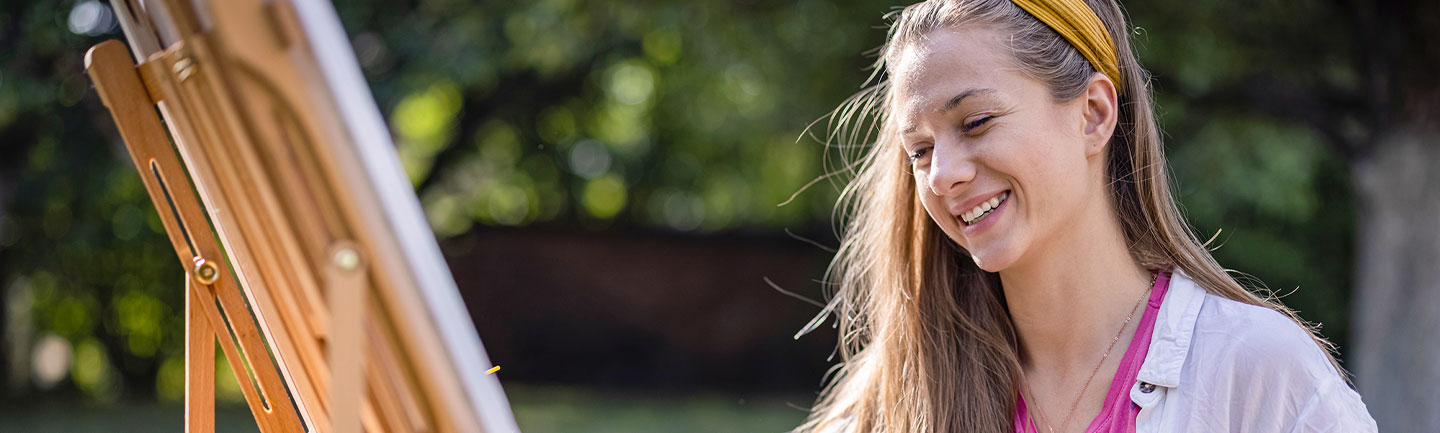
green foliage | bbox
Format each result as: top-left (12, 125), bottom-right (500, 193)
top-left (373, 0), bottom-right (887, 234)
top-left (1, 1), bottom-right (188, 403)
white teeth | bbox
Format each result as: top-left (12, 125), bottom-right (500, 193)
top-left (961, 192), bottom-right (1008, 225)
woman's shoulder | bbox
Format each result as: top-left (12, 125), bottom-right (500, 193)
top-left (1189, 291), bottom-right (1336, 377)
top-left (1178, 292), bottom-right (1378, 431)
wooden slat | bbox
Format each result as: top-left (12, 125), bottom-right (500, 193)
top-left (186, 277), bottom-right (215, 433)
top-left (367, 301), bottom-right (431, 433)
top-left (190, 268), bottom-right (303, 433)
top-left (85, 40), bottom-right (196, 264)
top-left (326, 243), bottom-right (367, 433)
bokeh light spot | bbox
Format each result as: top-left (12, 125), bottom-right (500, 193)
top-left (568, 140), bottom-right (612, 180)
top-left (67, 1), bottom-right (116, 36)
top-left (581, 174), bottom-right (627, 220)
top-left (31, 333), bottom-right (71, 390)
top-left (111, 204), bottom-right (144, 241)
top-left (606, 61), bottom-right (656, 106)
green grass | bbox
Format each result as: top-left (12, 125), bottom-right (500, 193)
top-left (0, 402), bottom-right (261, 432)
top-left (0, 385), bottom-right (813, 432)
top-left (510, 386), bottom-right (810, 433)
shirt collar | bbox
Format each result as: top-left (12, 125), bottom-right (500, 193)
top-left (1136, 269), bottom-right (1207, 388)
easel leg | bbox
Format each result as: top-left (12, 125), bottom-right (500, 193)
top-left (186, 276), bottom-right (215, 433)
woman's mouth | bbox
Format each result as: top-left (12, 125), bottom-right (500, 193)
top-left (961, 191), bottom-right (1008, 226)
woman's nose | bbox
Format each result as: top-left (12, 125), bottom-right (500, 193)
top-left (926, 141), bottom-right (976, 197)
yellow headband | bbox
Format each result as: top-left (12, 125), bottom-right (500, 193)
top-left (1010, 0), bottom-right (1124, 91)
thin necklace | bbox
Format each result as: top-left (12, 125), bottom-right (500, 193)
top-left (1020, 273), bottom-right (1155, 433)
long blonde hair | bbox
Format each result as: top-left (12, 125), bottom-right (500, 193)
top-left (796, 1), bottom-right (1342, 432)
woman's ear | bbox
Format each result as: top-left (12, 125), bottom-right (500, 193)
top-left (1081, 73), bottom-right (1119, 157)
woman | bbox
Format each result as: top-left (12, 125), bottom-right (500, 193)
top-left (796, 0), bottom-right (1378, 432)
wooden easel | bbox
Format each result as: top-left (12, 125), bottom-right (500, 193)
top-left (84, 1), bottom-right (518, 432)
top-left (88, 36), bottom-right (314, 433)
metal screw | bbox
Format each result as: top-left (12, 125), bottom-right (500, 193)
top-left (333, 247), bottom-right (360, 271)
top-left (174, 57), bottom-right (196, 82)
top-left (193, 257), bottom-right (220, 285)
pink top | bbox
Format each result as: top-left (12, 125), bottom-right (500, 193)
top-left (1014, 271), bottom-right (1172, 433)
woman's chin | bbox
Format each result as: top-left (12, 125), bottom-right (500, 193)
top-left (969, 255), bottom-right (1002, 272)
top-left (965, 246), bottom-right (1019, 273)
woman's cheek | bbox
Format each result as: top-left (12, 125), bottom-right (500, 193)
top-left (919, 190), bottom-right (967, 247)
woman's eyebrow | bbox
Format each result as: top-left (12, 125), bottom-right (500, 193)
top-left (940, 88), bottom-right (996, 113)
top-left (901, 88), bottom-right (997, 135)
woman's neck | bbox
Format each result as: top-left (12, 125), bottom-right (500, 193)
top-left (998, 195), bottom-right (1151, 373)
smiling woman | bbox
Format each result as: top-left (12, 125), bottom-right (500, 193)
top-left (795, 0), bottom-right (1378, 432)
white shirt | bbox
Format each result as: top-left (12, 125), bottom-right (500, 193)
top-left (1133, 271), bottom-right (1378, 432)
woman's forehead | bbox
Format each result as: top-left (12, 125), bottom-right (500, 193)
top-left (891, 28), bottom-right (1013, 112)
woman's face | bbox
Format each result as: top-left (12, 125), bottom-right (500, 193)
top-left (891, 26), bottom-right (1110, 272)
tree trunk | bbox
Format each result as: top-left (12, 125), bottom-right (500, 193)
top-left (1351, 129), bottom-right (1440, 432)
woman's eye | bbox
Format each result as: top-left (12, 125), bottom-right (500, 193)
top-left (963, 116), bottom-right (993, 133)
top-left (907, 147), bottom-right (930, 165)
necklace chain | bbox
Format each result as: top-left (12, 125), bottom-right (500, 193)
top-left (1021, 272), bottom-right (1156, 433)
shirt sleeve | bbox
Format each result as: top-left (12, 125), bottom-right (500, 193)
top-left (1286, 376), bottom-right (1378, 433)
top-left (1214, 306), bottom-right (1378, 433)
